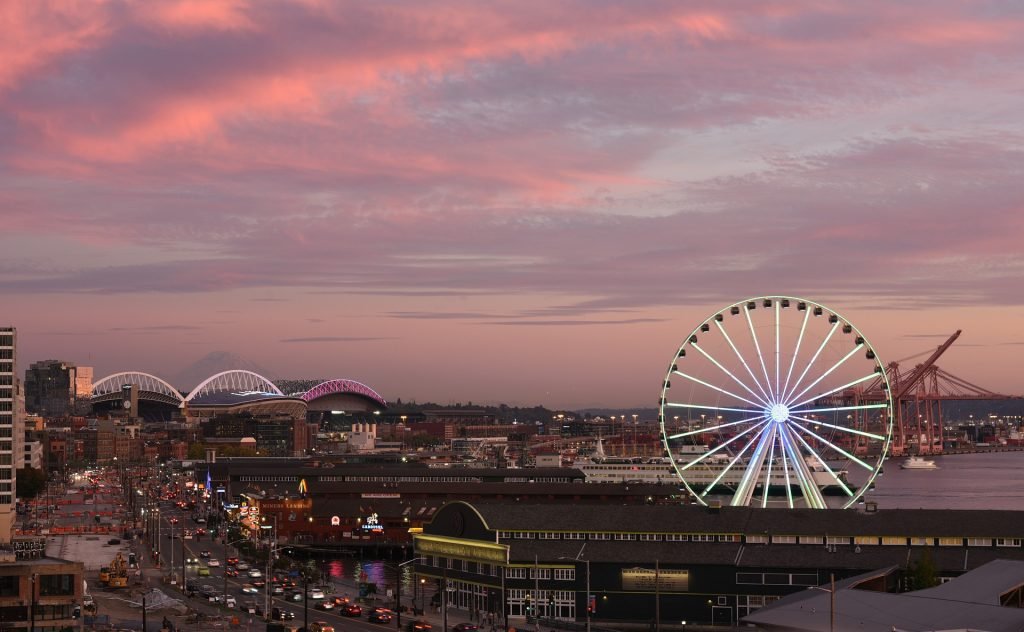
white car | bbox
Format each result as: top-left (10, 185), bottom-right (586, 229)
top-left (308, 589), bottom-right (325, 600)
top-left (241, 584), bottom-right (258, 594)
top-left (225, 596), bottom-right (236, 608)
top-left (237, 562), bottom-right (250, 571)
top-left (248, 569), bottom-right (262, 578)
top-left (208, 559), bottom-right (220, 567)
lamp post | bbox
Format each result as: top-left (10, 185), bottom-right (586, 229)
top-left (807, 573), bottom-right (836, 632)
top-left (559, 543), bottom-right (590, 632)
top-left (395, 557), bottom-right (424, 629)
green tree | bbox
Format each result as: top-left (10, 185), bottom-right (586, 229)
top-left (187, 443), bottom-right (206, 460)
top-left (16, 466), bottom-right (47, 499)
top-left (906, 548), bottom-right (939, 590)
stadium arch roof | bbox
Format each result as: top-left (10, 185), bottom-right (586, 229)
top-left (92, 371), bottom-right (185, 407)
top-left (184, 370), bottom-right (283, 403)
top-left (301, 379), bottom-right (387, 409)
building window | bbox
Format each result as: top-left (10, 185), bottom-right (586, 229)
top-left (538, 533), bottom-right (560, 540)
top-left (39, 574), bottom-right (75, 596)
top-left (590, 533), bottom-right (610, 541)
top-left (937, 537), bottom-right (962, 547)
top-left (553, 568), bottom-right (575, 581)
top-left (665, 534), bottom-right (688, 542)
top-left (881, 537), bottom-right (905, 546)
top-left (997, 539), bottom-right (1021, 547)
top-left (0, 575), bottom-right (17, 597)
top-left (614, 534), bottom-right (636, 541)
top-left (564, 533), bottom-right (585, 540)
top-left (718, 534), bottom-right (740, 543)
top-left (771, 535), bottom-right (796, 544)
top-left (639, 534), bottom-right (661, 541)
top-left (692, 534), bottom-right (715, 543)
top-left (745, 535), bottom-right (768, 544)
top-left (529, 568), bottom-right (550, 580)
top-left (826, 536), bottom-right (851, 545)
top-left (506, 568), bottom-right (526, 580)
top-left (909, 537), bottom-right (930, 546)
top-left (968, 538), bottom-right (993, 547)
top-left (854, 536), bottom-right (878, 546)
top-left (799, 536), bottom-right (823, 545)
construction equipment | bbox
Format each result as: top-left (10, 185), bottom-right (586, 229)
top-left (107, 553), bottom-right (129, 588)
top-left (98, 566), bottom-right (111, 585)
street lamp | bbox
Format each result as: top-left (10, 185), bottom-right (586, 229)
top-left (807, 573), bottom-right (836, 632)
top-left (558, 543), bottom-right (590, 632)
top-left (395, 557), bottom-right (424, 629)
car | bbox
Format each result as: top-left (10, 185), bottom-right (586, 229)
top-left (367, 611), bottom-right (392, 624)
top-left (225, 569), bottom-right (239, 577)
top-left (287, 592), bottom-right (302, 602)
top-left (199, 550), bottom-right (210, 558)
top-left (252, 578), bottom-right (265, 587)
top-left (307, 588), bottom-right (324, 599)
top-left (185, 557), bottom-right (199, 566)
top-left (197, 566), bottom-right (211, 577)
top-left (309, 622), bottom-right (335, 632)
top-left (330, 595), bottom-right (351, 606)
top-left (271, 608), bottom-right (295, 621)
top-left (339, 604), bottom-right (362, 617)
top-left (243, 603), bottom-right (262, 616)
top-left (208, 559), bottom-right (220, 567)
top-left (407, 621), bottom-right (431, 632)
top-left (248, 569), bottom-right (262, 578)
top-left (451, 625), bottom-right (478, 632)
top-left (107, 538), bottom-right (121, 545)
top-left (241, 584), bottom-right (258, 594)
top-left (315, 600), bottom-right (334, 610)
top-left (271, 585), bottom-right (284, 595)
top-left (227, 556), bottom-right (239, 566)
top-left (236, 562), bottom-right (250, 571)
top-left (195, 517), bottom-right (206, 524)
top-left (224, 596), bottom-right (236, 608)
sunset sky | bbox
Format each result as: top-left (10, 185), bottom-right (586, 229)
top-left (2, 1), bottom-right (1023, 408)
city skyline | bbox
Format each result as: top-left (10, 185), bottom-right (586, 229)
top-left (2, 2), bottom-right (1023, 407)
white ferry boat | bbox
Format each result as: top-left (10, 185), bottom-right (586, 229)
top-left (900, 456), bottom-right (938, 470)
top-left (577, 439), bottom-right (847, 493)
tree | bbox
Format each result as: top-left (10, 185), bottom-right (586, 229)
top-left (16, 466), bottom-right (47, 499)
top-left (906, 548), bottom-right (939, 590)
top-left (187, 443), bottom-right (205, 460)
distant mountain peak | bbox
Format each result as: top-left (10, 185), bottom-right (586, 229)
top-left (172, 351), bottom-right (278, 390)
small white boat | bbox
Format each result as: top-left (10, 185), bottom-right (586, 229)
top-left (900, 456), bottom-right (938, 470)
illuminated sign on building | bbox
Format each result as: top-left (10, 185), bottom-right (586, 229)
top-left (361, 513), bottom-right (384, 533)
top-left (331, 516), bottom-right (340, 526)
top-left (298, 478), bottom-right (308, 495)
top-left (621, 568), bottom-right (689, 592)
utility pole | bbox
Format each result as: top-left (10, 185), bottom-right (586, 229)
top-left (142, 595), bottom-right (147, 632)
top-left (654, 559), bottom-right (660, 632)
top-left (534, 554), bottom-right (540, 632)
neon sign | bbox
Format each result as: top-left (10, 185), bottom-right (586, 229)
top-left (361, 513), bottom-right (383, 533)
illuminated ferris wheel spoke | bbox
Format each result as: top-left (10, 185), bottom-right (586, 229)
top-left (790, 403), bottom-right (886, 416)
top-left (761, 425), bottom-right (779, 508)
top-left (659, 297), bottom-right (893, 509)
top-left (668, 414), bottom-right (765, 440)
top-left (777, 432), bottom-right (794, 508)
top-left (664, 402), bottom-right (763, 415)
top-left (781, 307), bottom-right (811, 400)
top-left (787, 419), bottom-right (874, 471)
top-left (778, 424), bottom-right (828, 508)
top-left (714, 320), bottom-right (773, 404)
top-left (731, 422), bottom-right (776, 506)
top-left (789, 414), bottom-right (886, 441)
top-left (680, 419), bottom-right (769, 471)
top-left (699, 429), bottom-right (763, 498)
top-left (744, 306), bottom-right (775, 402)
top-left (774, 301), bottom-right (781, 398)
top-left (783, 321), bottom-right (839, 404)
top-left (691, 343), bottom-right (771, 408)
top-left (785, 344), bottom-right (864, 407)
top-left (787, 373), bottom-right (879, 411)
top-left (786, 426), bottom-right (854, 497)
top-left (671, 369), bottom-right (765, 410)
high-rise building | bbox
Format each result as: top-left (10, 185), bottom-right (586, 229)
top-left (24, 359), bottom-right (92, 417)
top-left (0, 327), bottom-right (16, 543)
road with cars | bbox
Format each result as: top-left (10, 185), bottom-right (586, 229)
top-left (150, 482), bottom-right (455, 632)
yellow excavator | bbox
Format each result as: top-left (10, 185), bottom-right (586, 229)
top-left (107, 553), bottom-right (128, 589)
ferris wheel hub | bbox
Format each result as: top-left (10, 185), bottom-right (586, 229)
top-left (769, 403), bottom-right (790, 423)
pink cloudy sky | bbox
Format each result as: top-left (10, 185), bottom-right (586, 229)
top-left (2, 1), bottom-right (1024, 408)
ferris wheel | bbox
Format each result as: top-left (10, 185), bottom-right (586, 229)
top-left (658, 297), bottom-right (893, 509)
